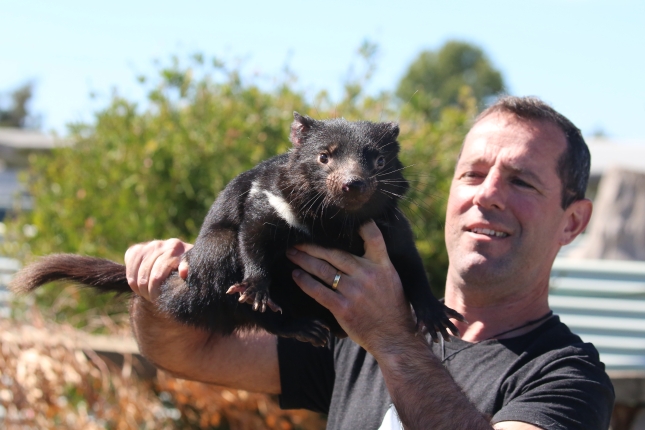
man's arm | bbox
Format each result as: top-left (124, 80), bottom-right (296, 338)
top-left (287, 221), bottom-right (541, 430)
top-left (125, 240), bottom-right (281, 394)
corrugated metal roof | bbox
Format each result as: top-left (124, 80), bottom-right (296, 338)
top-left (586, 138), bottom-right (645, 176)
top-left (550, 258), bottom-right (645, 375)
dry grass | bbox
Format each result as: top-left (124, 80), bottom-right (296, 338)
top-left (0, 318), bottom-right (325, 429)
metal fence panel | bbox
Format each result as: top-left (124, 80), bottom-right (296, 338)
top-left (550, 258), bottom-right (645, 375)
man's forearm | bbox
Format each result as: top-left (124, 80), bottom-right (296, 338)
top-left (374, 333), bottom-right (492, 430)
top-left (129, 296), bottom-right (215, 379)
top-left (129, 296), bottom-right (282, 393)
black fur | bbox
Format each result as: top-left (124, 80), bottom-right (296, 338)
top-left (10, 112), bottom-right (462, 346)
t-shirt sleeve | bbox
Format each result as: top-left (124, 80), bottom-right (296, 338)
top-left (277, 336), bottom-right (335, 414)
top-left (491, 345), bottom-right (615, 430)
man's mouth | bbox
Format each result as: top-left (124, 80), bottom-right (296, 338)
top-left (469, 227), bottom-right (509, 238)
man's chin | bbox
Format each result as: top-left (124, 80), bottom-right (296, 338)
top-left (452, 255), bottom-right (513, 284)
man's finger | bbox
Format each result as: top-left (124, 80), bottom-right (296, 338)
top-left (359, 220), bottom-right (389, 264)
top-left (293, 243), bottom-right (358, 275)
top-left (148, 257), bottom-right (177, 301)
top-left (286, 248), bottom-right (340, 286)
top-left (178, 260), bottom-right (189, 279)
top-left (125, 244), bottom-right (146, 296)
top-left (147, 242), bottom-right (183, 289)
top-left (137, 247), bottom-right (162, 291)
top-left (292, 269), bottom-right (342, 311)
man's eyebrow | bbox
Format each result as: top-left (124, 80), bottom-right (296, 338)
top-left (506, 166), bottom-right (546, 188)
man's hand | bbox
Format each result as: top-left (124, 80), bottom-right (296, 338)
top-left (286, 220), bottom-right (417, 355)
top-left (124, 239), bottom-right (193, 301)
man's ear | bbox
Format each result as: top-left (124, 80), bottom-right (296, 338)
top-left (560, 198), bottom-right (593, 246)
top-left (290, 112), bottom-right (315, 147)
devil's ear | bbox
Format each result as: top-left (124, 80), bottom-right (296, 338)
top-left (374, 122), bottom-right (401, 152)
top-left (290, 112), bottom-right (315, 146)
top-left (384, 122), bottom-right (400, 140)
top-left (374, 122), bottom-right (400, 148)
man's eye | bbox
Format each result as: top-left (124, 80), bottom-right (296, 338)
top-left (512, 178), bottom-right (532, 188)
top-left (462, 172), bottom-right (482, 179)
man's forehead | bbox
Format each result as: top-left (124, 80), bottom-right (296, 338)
top-left (462, 112), bottom-right (567, 162)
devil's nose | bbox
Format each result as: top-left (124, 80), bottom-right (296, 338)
top-left (342, 179), bottom-right (367, 194)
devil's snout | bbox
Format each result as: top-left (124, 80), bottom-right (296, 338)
top-left (342, 179), bottom-right (367, 195)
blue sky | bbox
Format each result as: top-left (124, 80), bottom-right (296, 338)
top-left (2, 0), bottom-right (644, 139)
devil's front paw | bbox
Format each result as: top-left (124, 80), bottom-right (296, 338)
top-left (226, 278), bottom-right (282, 313)
top-left (416, 302), bottom-right (465, 343)
top-left (288, 319), bottom-right (331, 347)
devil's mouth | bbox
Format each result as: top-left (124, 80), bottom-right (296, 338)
top-left (338, 199), bottom-right (369, 211)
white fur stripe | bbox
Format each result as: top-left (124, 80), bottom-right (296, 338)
top-left (249, 181), bottom-right (261, 196)
top-left (263, 190), bottom-right (310, 234)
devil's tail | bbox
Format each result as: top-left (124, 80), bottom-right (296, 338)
top-left (9, 254), bottom-right (131, 294)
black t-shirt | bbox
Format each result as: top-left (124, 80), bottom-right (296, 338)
top-left (278, 316), bottom-right (615, 430)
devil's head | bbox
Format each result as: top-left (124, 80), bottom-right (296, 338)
top-left (285, 112), bottom-right (409, 219)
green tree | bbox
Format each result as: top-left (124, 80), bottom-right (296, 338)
top-left (0, 82), bottom-right (37, 128)
top-left (396, 40), bottom-right (505, 120)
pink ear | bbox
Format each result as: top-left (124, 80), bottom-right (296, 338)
top-left (290, 112), bottom-right (314, 147)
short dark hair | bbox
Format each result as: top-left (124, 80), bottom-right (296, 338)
top-left (475, 96), bottom-right (590, 209)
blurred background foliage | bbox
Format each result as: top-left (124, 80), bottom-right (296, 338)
top-left (3, 39), bottom-right (502, 327)
top-left (396, 40), bottom-right (504, 121)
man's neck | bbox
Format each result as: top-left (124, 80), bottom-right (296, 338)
top-left (444, 277), bottom-right (551, 342)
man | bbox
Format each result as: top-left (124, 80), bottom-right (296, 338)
top-left (125, 96), bottom-right (614, 429)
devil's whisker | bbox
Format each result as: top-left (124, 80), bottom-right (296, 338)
top-left (302, 192), bottom-right (325, 218)
top-left (373, 164), bottom-right (416, 177)
top-left (297, 191), bottom-right (319, 216)
top-left (379, 184), bottom-right (410, 190)
top-left (377, 190), bottom-right (398, 200)
top-left (379, 189), bottom-right (405, 198)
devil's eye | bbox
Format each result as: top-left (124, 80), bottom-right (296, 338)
top-left (376, 156), bottom-right (385, 168)
top-left (319, 153), bottom-right (329, 164)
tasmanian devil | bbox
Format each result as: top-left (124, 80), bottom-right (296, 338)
top-left (10, 112), bottom-right (462, 346)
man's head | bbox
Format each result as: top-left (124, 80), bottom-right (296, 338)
top-left (445, 96), bottom-right (592, 298)
top-left (475, 96), bottom-right (590, 209)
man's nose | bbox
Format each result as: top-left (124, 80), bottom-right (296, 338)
top-left (472, 172), bottom-right (506, 210)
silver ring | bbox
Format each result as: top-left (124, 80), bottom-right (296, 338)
top-left (332, 271), bottom-right (342, 290)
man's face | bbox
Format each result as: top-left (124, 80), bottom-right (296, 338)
top-left (445, 112), bottom-right (571, 290)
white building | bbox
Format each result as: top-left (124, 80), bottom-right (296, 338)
top-left (0, 127), bottom-right (58, 219)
